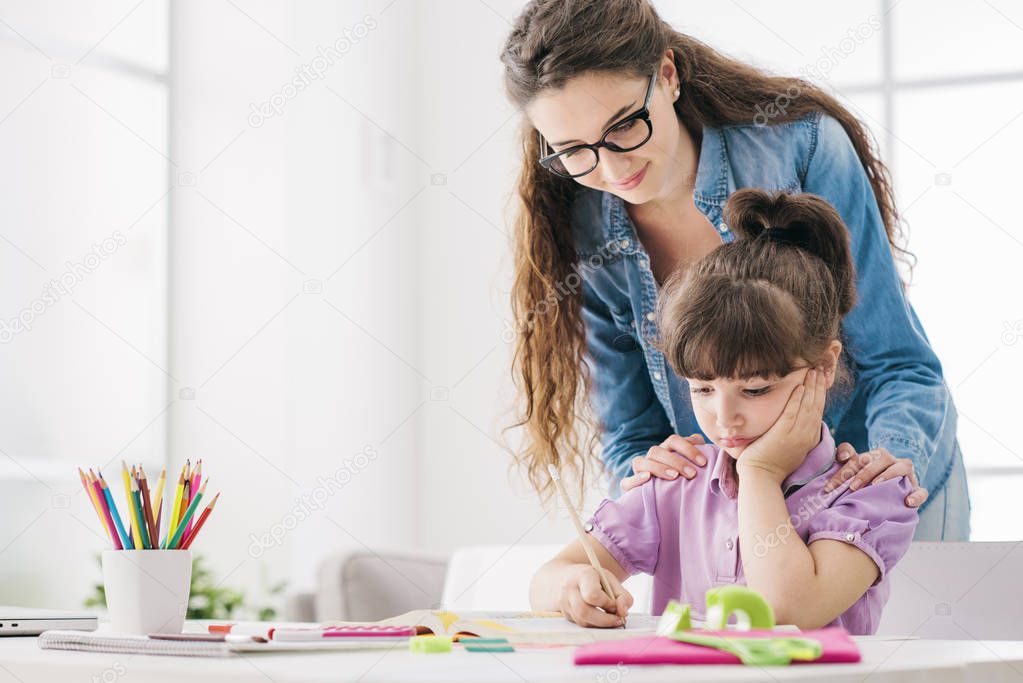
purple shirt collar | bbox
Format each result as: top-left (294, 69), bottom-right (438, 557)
top-left (709, 422), bottom-right (836, 500)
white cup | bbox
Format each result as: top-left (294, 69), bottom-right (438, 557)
top-left (102, 550), bottom-right (192, 634)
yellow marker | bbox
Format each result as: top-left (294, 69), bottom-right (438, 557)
top-left (121, 461), bottom-right (144, 550)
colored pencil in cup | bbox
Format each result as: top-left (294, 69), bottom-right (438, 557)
top-left (79, 469), bottom-right (110, 541)
top-left (184, 460), bottom-right (202, 539)
top-left (81, 469), bottom-right (114, 547)
top-left (98, 469), bottom-right (132, 550)
top-left (138, 467), bottom-right (159, 548)
top-left (130, 473), bottom-right (151, 549)
top-left (179, 478), bottom-right (190, 528)
top-left (180, 492), bottom-right (219, 550)
top-left (153, 468), bottom-right (166, 541)
top-left (121, 462), bottom-right (144, 550)
top-left (166, 481), bottom-right (206, 549)
top-left (89, 471), bottom-right (122, 550)
top-left (546, 464), bottom-right (622, 622)
top-left (166, 466), bottom-right (185, 548)
top-left (178, 461), bottom-right (191, 528)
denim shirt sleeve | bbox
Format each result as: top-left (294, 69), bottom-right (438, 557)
top-left (582, 278), bottom-right (673, 488)
top-left (802, 113), bottom-right (953, 485)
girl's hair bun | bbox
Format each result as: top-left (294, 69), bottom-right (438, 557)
top-left (723, 188), bottom-right (856, 318)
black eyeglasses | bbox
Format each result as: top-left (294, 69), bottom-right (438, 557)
top-left (537, 71), bottom-right (657, 179)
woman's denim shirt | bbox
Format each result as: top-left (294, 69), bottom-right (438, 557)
top-left (573, 110), bottom-right (956, 509)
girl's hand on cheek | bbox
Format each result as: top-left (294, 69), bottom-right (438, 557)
top-left (737, 368), bottom-right (827, 484)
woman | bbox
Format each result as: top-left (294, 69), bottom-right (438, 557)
top-left (500, 0), bottom-right (970, 540)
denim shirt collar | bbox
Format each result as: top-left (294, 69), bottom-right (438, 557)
top-left (692, 124), bottom-right (736, 207)
top-left (599, 123), bottom-right (737, 244)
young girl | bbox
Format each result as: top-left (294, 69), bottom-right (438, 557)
top-left (529, 189), bottom-right (919, 635)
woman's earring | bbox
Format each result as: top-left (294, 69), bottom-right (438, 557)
top-left (673, 86), bottom-right (680, 100)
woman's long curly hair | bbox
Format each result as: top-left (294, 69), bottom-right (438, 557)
top-left (500, 0), bottom-right (907, 503)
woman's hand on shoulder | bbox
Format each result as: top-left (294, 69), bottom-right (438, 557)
top-left (620, 434), bottom-right (709, 492)
top-left (826, 443), bottom-right (929, 507)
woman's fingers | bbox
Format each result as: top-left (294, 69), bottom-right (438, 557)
top-left (835, 442), bottom-right (857, 463)
top-left (847, 453), bottom-right (896, 490)
top-left (661, 434), bottom-right (709, 467)
top-left (619, 471), bottom-right (651, 493)
top-left (868, 457), bottom-right (913, 485)
top-left (826, 448), bottom-right (880, 491)
top-left (630, 449), bottom-right (698, 481)
top-left (864, 458), bottom-right (928, 507)
top-left (906, 486), bottom-right (929, 507)
top-left (630, 452), bottom-right (690, 481)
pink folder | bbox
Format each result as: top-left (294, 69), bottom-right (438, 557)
top-left (574, 627), bottom-right (861, 666)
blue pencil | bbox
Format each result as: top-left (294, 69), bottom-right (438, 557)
top-left (98, 470), bottom-right (133, 549)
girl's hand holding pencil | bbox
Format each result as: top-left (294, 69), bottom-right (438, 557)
top-left (546, 464), bottom-right (633, 628)
top-left (78, 459), bottom-right (219, 550)
top-left (558, 563), bottom-right (634, 629)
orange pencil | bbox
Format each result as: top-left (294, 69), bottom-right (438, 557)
top-left (180, 492), bottom-right (219, 550)
top-left (78, 468), bottom-right (107, 533)
top-left (179, 480), bottom-right (190, 526)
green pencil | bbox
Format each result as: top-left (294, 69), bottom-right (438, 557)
top-left (131, 475), bottom-right (151, 549)
top-left (165, 481), bottom-right (207, 549)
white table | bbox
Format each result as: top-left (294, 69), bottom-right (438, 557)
top-left (4, 632), bottom-right (1023, 682)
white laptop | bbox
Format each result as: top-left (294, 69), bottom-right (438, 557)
top-left (0, 606), bottom-right (97, 636)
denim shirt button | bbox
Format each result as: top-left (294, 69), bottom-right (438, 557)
top-left (653, 371), bottom-right (662, 380)
top-left (646, 312), bottom-right (655, 321)
top-left (620, 239), bottom-right (631, 249)
top-left (717, 222), bottom-right (728, 233)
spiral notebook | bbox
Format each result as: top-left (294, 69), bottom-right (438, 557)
top-left (36, 629), bottom-right (402, 657)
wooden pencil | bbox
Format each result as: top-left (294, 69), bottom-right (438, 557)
top-left (546, 464), bottom-right (620, 613)
top-left (138, 467), bottom-right (159, 548)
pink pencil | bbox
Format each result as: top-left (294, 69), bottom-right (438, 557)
top-left (90, 471), bottom-right (122, 549)
top-left (184, 459), bottom-right (202, 539)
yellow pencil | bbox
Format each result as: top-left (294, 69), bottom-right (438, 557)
top-left (153, 468), bottom-right (166, 540)
top-left (121, 461), bottom-right (144, 550)
top-left (167, 467), bottom-right (185, 545)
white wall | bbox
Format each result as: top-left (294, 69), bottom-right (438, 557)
top-left (167, 0), bottom-right (426, 606)
top-left (0, 0), bottom-right (170, 609)
top-left (164, 0), bottom-right (587, 609)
